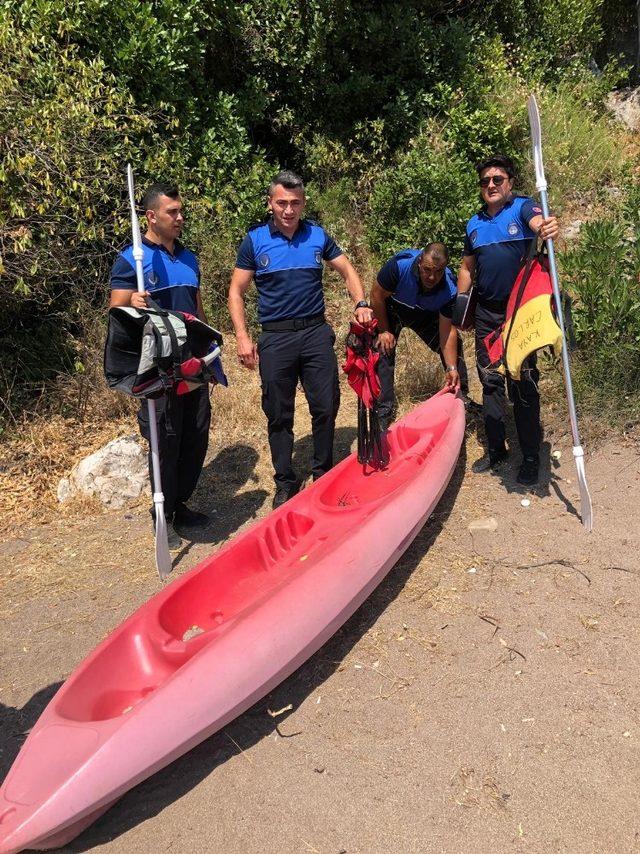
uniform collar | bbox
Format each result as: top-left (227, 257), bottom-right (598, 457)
top-left (480, 195), bottom-right (516, 221)
top-left (142, 235), bottom-right (183, 257)
top-left (267, 217), bottom-right (307, 240)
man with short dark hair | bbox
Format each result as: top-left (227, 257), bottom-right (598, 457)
top-left (370, 243), bottom-right (470, 430)
top-left (110, 182), bottom-right (211, 548)
top-left (457, 154), bottom-right (559, 485)
top-left (228, 170), bottom-right (373, 508)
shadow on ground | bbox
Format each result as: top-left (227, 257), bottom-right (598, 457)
top-left (177, 428), bottom-right (358, 550)
top-left (466, 392), bottom-right (574, 503)
top-left (291, 425), bottom-right (358, 478)
top-left (0, 683), bottom-right (63, 780)
top-left (177, 443), bottom-right (268, 546)
top-left (66, 443), bottom-right (467, 852)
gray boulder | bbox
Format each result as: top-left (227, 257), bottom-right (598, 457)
top-left (606, 86), bottom-right (640, 131)
top-left (58, 436), bottom-right (149, 508)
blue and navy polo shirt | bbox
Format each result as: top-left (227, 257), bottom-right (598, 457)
top-left (235, 218), bottom-right (343, 323)
top-left (463, 196), bottom-right (541, 302)
top-left (110, 237), bottom-right (200, 314)
top-left (377, 249), bottom-right (457, 318)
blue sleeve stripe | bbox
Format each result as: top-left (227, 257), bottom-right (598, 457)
top-left (473, 236), bottom-right (533, 249)
top-left (256, 263), bottom-right (325, 274)
top-left (145, 283), bottom-right (199, 293)
top-left (391, 297), bottom-right (423, 310)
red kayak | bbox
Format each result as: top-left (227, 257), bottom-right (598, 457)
top-left (0, 390), bottom-right (464, 853)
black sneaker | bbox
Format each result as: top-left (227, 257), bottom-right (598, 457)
top-left (517, 456), bottom-right (539, 486)
top-left (273, 482), bottom-right (299, 509)
top-left (472, 447), bottom-right (509, 473)
top-left (174, 503), bottom-right (210, 530)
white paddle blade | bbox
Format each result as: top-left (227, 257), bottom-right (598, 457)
top-left (153, 502), bottom-right (173, 580)
top-left (526, 95), bottom-right (547, 192)
top-left (573, 448), bottom-right (593, 532)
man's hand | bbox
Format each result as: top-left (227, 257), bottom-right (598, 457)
top-left (538, 215), bottom-right (559, 241)
top-left (131, 291), bottom-right (150, 309)
top-left (237, 334), bottom-right (258, 370)
top-left (377, 331), bottom-right (396, 356)
top-left (443, 368), bottom-right (459, 390)
top-left (355, 306), bottom-right (374, 325)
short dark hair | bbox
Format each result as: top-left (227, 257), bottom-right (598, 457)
top-left (422, 242), bottom-right (449, 265)
top-left (142, 182), bottom-right (180, 212)
top-left (475, 154), bottom-right (515, 179)
top-left (268, 170), bottom-right (305, 197)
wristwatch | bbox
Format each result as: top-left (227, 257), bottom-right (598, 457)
top-left (354, 300), bottom-right (370, 310)
top-left (445, 365), bottom-right (457, 373)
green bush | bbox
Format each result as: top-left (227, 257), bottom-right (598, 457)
top-left (561, 216), bottom-right (640, 420)
top-left (366, 126), bottom-right (479, 262)
top-left (1, 0), bottom-right (635, 427)
top-left (0, 16), bottom-right (154, 411)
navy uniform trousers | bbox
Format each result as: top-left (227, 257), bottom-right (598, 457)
top-left (376, 299), bottom-right (469, 427)
top-left (258, 322), bottom-right (340, 487)
top-left (474, 301), bottom-right (541, 459)
top-left (137, 385), bottom-right (211, 519)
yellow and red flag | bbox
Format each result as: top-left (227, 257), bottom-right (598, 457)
top-left (484, 253), bottom-right (562, 380)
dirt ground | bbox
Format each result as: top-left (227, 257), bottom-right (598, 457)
top-left (1, 354), bottom-right (639, 854)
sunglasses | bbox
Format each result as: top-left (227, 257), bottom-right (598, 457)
top-left (479, 175), bottom-right (508, 188)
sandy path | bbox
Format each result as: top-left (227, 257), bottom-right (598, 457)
top-left (1, 362), bottom-right (639, 854)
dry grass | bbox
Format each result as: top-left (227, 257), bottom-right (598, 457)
top-left (0, 407), bottom-right (138, 536)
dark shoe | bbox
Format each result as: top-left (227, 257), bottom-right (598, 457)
top-left (154, 518), bottom-right (182, 550)
top-left (174, 503), bottom-right (210, 530)
top-left (517, 456), bottom-right (539, 486)
top-left (472, 447), bottom-right (509, 473)
top-left (273, 482), bottom-right (299, 509)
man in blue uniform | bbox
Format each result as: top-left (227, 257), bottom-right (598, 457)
top-left (457, 155), bottom-right (559, 485)
top-left (370, 242), bottom-right (470, 429)
top-left (228, 170), bottom-right (373, 508)
top-left (110, 182), bottom-right (211, 548)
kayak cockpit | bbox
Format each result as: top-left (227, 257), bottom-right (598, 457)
top-left (54, 510), bottom-right (319, 723)
top-left (318, 422), bottom-right (445, 509)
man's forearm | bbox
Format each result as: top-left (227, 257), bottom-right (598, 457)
top-left (440, 321), bottom-right (458, 367)
top-left (371, 290), bottom-right (391, 333)
top-left (228, 291), bottom-right (249, 339)
top-left (457, 266), bottom-right (472, 295)
top-left (343, 269), bottom-right (366, 305)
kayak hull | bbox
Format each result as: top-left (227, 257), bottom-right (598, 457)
top-left (0, 391), bottom-right (464, 853)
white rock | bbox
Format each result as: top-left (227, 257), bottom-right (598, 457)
top-left (57, 436), bottom-right (149, 508)
top-left (563, 219), bottom-right (583, 241)
top-left (521, 499), bottom-right (531, 508)
top-left (606, 87), bottom-right (640, 131)
top-left (468, 516), bottom-right (498, 533)
top-left (57, 477), bottom-right (71, 503)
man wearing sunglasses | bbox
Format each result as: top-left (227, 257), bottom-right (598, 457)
top-left (457, 154), bottom-right (558, 486)
top-left (370, 242), bottom-right (469, 431)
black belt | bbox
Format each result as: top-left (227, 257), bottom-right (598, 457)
top-left (261, 313), bottom-right (325, 332)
